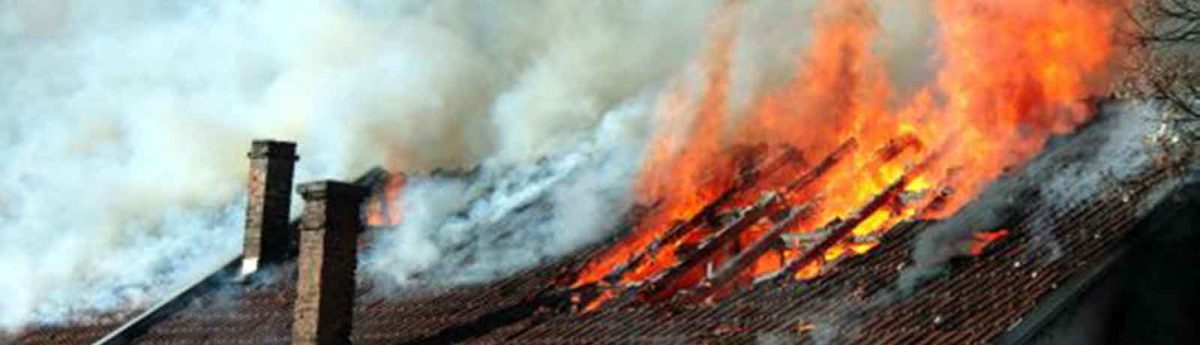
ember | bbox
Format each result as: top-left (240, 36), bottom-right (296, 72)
top-left (65, 0), bottom-right (1125, 325)
top-left (567, 0), bottom-right (1120, 309)
top-left (968, 229), bottom-right (1011, 256)
top-left (9, 0), bottom-right (1198, 344)
top-left (366, 174), bottom-right (407, 227)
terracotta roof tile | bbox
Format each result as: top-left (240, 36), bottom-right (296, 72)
top-left (14, 118), bottom-right (1175, 344)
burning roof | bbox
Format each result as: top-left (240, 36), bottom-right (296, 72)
top-left (9, 0), bottom-right (1193, 343)
top-left (10, 100), bottom-right (1188, 344)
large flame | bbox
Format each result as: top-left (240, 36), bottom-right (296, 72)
top-left (571, 0), bottom-right (1121, 305)
top-left (366, 174), bottom-right (407, 227)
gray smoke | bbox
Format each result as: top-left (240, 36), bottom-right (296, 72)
top-left (360, 98), bottom-right (650, 287)
top-left (0, 0), bottom-right (959, 333)
top-left (0, 0), bottom-right (732, 332)
top-left (356, 0), bottom-right (944, 288)
top-left (900, 101), bottom-right (1181, 291)
top-left (347, 0), bottom-right (818, 286)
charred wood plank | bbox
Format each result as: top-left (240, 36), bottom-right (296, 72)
top-left (689, 203), bottom-right (816, 301)
top-left (574, 139), bottom-right (853, 308)
top-left (637, 193), bottom-right (785, 302)
top-left (875, 133), bottom-right (922, 161)
top-left (783, 138), bottom-right (859, 192)
top-left (781, 230), bottom-right (832, 247)
top-left (773, 152), bottom-right (940, 283)
top-left (601, 147), bottom-right (803, 285)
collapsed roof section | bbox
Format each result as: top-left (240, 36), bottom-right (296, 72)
top-left (12, 101), bottom-right (1189, 344)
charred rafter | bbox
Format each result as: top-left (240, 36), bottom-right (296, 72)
top-left (570, 138), bottom-right (864, 309)
top-left (629, 139), bottom-right (861, 302)
top-left (688, 203), bottom-right (816, 302)
top-left (601, 147), bottom-right (803, 285)
top-left (875, 134), bottom-right (922, 161)
top-left (637, 193), bottom-right (785, 302)
top-left (572, 138), bottom-right (857, 309)
top-left (781, 138), bottom-right (859, 193)
top-left (772, 152), bottom-right (941, 283)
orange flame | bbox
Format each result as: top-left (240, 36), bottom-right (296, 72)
top-left (571, 1), bottom-right (743, 287)
top-left (366, 174), bottom-right (406, 227)
top-left (571, 0), bottom-right (1122, 306)
top-left (969, 229), bottom-right (1011, 256)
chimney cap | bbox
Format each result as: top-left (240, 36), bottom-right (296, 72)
top-left (298, 180), bottom-right (369, 202)
top-left (248, 139), bottom-right (299, 160)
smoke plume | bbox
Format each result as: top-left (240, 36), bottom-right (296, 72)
top-left (0, 0), bottom-right (1128, 335)
top-left (900, 101), bottom-right (1181, 292)
top-left (0, 0), bottom-right (736, 331)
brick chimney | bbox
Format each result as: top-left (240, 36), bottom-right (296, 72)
top-left (241, 140), bottom-right (299, 276)
top-left (292, 180), bottom-right (367, 345)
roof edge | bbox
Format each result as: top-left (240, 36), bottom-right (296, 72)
top-left (92, 166), bottom-right (392, 344)
top-left (92, 257), bottom-right (240, 345)
top-left (994, 170), bottom-right (1180, 345)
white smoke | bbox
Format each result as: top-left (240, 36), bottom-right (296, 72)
top-left (361, 99), bottom-right (650, 286)
top-left (0, 0), bottom-right (740, 332)
top-left (355, 0), bottom-right (864, 288)
top-left (0, 0), bottom-right (948, 333)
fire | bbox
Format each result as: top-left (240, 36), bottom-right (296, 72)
top-left (570, 0), bottom-right (1121, 307)
top-left (793, 261), bottom-right (821, 280)
top-left (366, 174), bottom-right (406, 227)
top-left (570, 0), bottom-right (742, 288)
top-left (968, 229), bottom-right (1011, 256)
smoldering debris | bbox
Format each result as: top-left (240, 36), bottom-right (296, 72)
top-left (901, 100), bottom-right (1183, 292)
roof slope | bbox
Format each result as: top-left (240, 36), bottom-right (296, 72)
top-left (12, 316), bottom-right (130, 345)
top-left (481, 170), bottom-right (1164, 344)
top-left (14, 106), bottom-right (1181, 344)
top-left (12, 170), bottom-right (1162, 344)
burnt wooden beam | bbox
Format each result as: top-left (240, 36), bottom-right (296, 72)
top-left (875, 134), bottom-right (921, 161)
top-left (688, 203), bottom-right (815, 301)
top-left (773, 152), bottom-right (940, 283)
top-left (573, 139), bottom-right (853, 308)
top-left (637, 193), bottom-right (785, 302)
top-left (783, 138), bottom-right (858, 192)
top-left (601, 147), bottom-right (803, 285)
